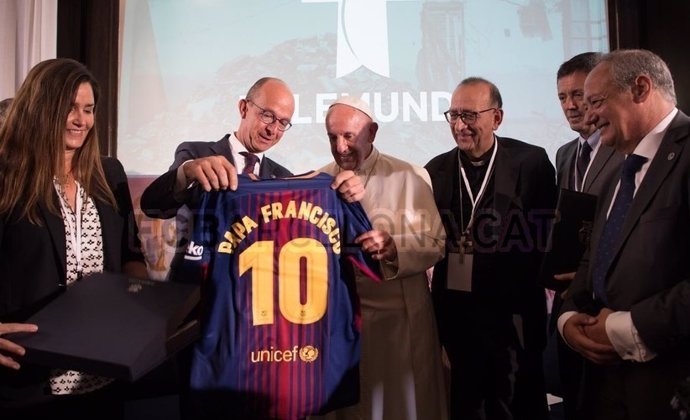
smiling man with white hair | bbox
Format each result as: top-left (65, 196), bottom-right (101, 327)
top-left (316, 96), bottom-right (449, 420)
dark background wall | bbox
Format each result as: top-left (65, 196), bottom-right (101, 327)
top-left (608, 0), bottom-right (690, 112)
top-left (56, 0), bottom-right (689, 158)
top-left (57, 0), bottom-right (120, 156)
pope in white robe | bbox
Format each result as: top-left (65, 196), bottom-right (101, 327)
top-left (313, 96), bottom-right (449, 420)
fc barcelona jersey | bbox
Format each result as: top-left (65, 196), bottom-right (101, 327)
top-left (179, 173), bottom-right (380, 420)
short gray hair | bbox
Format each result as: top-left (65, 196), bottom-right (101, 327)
top-left (601, 49), bottom-right (676, 104)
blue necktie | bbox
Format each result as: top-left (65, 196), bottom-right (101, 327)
top-left (591, 154), bottom-right (647, 306)
top-left (240, 152), bottom-right (259, 175)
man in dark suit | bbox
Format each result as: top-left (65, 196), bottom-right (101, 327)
top-left (550, 52), bottom-right (623, 420)
top-left (559, 49), bottom-right (690, 420)
top-left (142, 77), bottom-right (363, 272)
top-left (426, 77), bottom-right (557, 420)
top-left (141, 77), bottom-right (298, 289)
top-left (142, 77), bottom-right (299, 420)
top-left (141, 78), bottom-right (363, 419)
top-left (555, 52), bottom-right (622, 195)
top-left (141, 77), bottom-right (294, 220)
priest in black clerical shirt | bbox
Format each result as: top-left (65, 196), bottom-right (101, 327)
top-left (425, 77), bottom-right (557, 420)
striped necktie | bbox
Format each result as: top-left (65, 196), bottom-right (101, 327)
top-left (240, 152), bottom-right (259, 175)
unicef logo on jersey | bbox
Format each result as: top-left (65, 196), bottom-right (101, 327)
top-left (250, 345), bottom-right (320, 364)
top-left (184, 241), bottom-right (203, 261)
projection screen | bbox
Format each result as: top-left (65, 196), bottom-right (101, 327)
top-left (118, 0), bottom-right (609, 175)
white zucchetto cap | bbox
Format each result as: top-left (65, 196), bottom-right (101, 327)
top-left (328, 96), bottom-right (374, 121)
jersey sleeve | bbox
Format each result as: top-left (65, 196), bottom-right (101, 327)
top-left (174, 193), bottom-right (216, 284)
top-left (340, 201), bottom-right (383, 283)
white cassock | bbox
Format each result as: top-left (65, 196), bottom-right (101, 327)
top-left (314, 147), bottom-right (449, 420)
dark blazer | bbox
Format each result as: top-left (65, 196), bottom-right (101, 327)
top-left (426, 136), bottom-right (557, 347)
top-left (140, 134), bottom-right (291, 219)
top-left (0, 157), bottom-right (144, 405)
top-left (550, 137), bottom-right (623, 329)
top-left (564, 111), bottom-right (690, 347)
top-left (562, 111), bottom-right (690, 411)
top-left (555, 137), bottom-right (623, 193)
top-left (140, 135), bottom-right (292, 281)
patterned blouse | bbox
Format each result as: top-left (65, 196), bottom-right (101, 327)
top-left (49, 179), bottom-right (113, 395)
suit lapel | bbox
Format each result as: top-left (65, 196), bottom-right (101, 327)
top-left (560, 139), bottom-right (578, 190)
top-left (211, 135), bottom-right (235, 165)
top-left (586, 178), bottom-right (615, 280)
top-left (39, 199), bottom-right (67, 281)
top-left (611, 113), bottom-right (690, 264)
top-left (583, 145), bottom-right (614, 192)
top-left (38, 184), bottom-right (121, 276)
top-left (259, 158), bottom-right (274, 178)
top-left (215, 134), bottom-right (278, 178)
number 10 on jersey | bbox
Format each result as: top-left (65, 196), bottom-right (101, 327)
top-left (239, 238), bottom-right (329, 326)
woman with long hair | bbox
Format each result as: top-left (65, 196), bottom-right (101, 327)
top-left (0, 58), bottom-right (147, 418)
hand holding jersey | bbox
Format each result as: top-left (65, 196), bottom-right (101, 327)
top-left (178, 173), bottom-right (381, 420)
top-left (181, 155), bottom-right (238, 192)
top-left (354, 229), bottom-right (396, 262)
top-left (331, 170), bottom-right (365, 203)
top-left (176, 153), bottom-right (364, 204)
top-left (318, 95), bottom-right (449, 420)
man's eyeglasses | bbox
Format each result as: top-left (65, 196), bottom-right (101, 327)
top-left (444, 107), bottom-right (496, 125)
top-left (247, 100), bottom-right (292, 131)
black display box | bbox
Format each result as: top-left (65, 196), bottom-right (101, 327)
top-left (540, 188), bottom-right (598, 292)
top-left (9, 272), bottom-right (199, 381)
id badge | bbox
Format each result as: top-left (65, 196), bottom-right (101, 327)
top-left (446, 249), bottom-right (473, 292)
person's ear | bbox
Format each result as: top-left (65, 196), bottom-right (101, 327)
top-left (632, 75), bottom-right (652, 103)
top-left (368, 122), bottom-right (379, 144)
top-left (492, 108), bottom-right (504, 130)
top-left (238, 98), bottom-right (249, 118)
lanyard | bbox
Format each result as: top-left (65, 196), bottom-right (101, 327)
top-left (458, 138), bottom-right (498, 232)
top-left (575, 141), bottom-right (586, 192)
top-left (55, 179), bottom-right (85, 278)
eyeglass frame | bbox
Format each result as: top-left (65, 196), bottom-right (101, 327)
top-left (443, 107), bottom-right (497, 125)
top-left (246, 100), bottom-right (293, 131)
